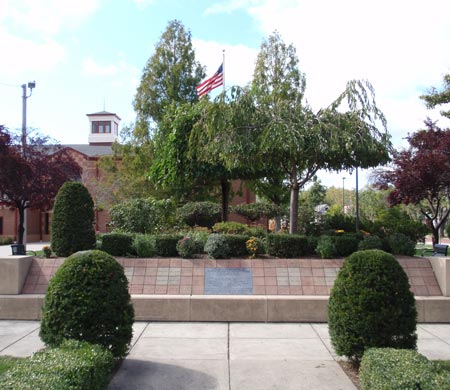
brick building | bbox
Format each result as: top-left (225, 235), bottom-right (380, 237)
top-left (0, 111), bottom-right (262, 243)
top-left (0, 111), bottom-right (120, 242)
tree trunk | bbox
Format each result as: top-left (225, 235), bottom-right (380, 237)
top-left (17, 205), bottom-right (25, 244)
top-left (289, 183), bottom-right (299, 234)
top-left (220, 178), bottom-right (231, 222)
top-left (274, 215), bottom-right (281, 232)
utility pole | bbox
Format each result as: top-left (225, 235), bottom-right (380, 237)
top-left (21, 81), bottom-right (36, 249)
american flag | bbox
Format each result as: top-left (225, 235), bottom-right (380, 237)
top-left (196, 64), bottom-right (224, 98)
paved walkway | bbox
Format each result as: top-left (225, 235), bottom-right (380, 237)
top-left (1, 321), bottom-right (450, 390)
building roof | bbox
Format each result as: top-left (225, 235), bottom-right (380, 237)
top-left (63, 144), bottom-right (113, 157)
top-left (86, 111), bottom-right (121, 120)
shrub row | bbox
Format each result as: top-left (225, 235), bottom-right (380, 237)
top-left (99, 230), bottom-right (416, 259)
top-left (1, 339), bottom-right (114, 390)
top-left (0, 236), bottom-right (14, 245)
top-left (360, 348), bottom-right (450, 389)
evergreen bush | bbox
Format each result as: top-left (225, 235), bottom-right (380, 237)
top-left (360, 348), bottom-right (450, 390)
top-left (40, 250), bottom-right (134, 359)
top-left (132, 234), bottom-right (156, 257)
top-left (267, 234), bottom-right (307, 258)
top-left (101, 233), bottom-right (134, 256)
top-left (204, 234), bottom-right (230, 259)
top-left (386, 232), bottom-right (416, 256)
top-left (358, 235), bottom-right (383, 251)
top-left (1, 339), bottom-right (114, 390)
top-left (177, 201), bottom-right (222, 228)
top-left (154, 234), bottom-right (183, 257)
top-left (213, 221), bottom-right (249, 234)
top-left (109, 197), bottom-right (175, 234)
top-left (51, 182), bottom-right (96, 257)
top-left (328, 250), bottom-right (417, 364)
top-left (223, 234), bottom-right (248, 257)
top-left (334, 234), bottom-right (361, 257)
top-left (316, 235), bottom-right (337, 258)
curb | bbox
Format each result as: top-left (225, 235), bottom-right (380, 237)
top-left (1, 295), bottom-right (449, 323)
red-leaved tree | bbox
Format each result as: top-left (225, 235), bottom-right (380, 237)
top-left (376, 119), bottom-right (450, 246)
top-left (0, 126), bottom-right (81, 244)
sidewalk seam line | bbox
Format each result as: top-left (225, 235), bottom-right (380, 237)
top-left (228, 322), bottom-right (231, 390)
top-left (0, 325), bottom-right (40, 353)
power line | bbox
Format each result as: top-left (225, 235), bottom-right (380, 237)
top-left (0, 81), bottom-right (20, 88)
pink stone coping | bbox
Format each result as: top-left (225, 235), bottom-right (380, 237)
top-left (21, 255), bottom-right (442, 297)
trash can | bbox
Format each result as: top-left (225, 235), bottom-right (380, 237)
top-left (11, 244), bottom-right (26, 256)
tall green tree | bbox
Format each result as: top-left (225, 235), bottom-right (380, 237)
top-left (421, 73), bottom-right (450, 119)
top-left (133, 19), bottom-right (205, 135)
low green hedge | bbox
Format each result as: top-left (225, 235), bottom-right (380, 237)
top-left (101, 233), bottom-right (134, 256)
top-left (0, 236), bottom-right (14, 246)
top-left (360, 348), bottom-right (450, 389)
top-left (267, 234), bottom-right (307, 258)
top-left (1, 339), bottom-right (114, 390)
top-left (334, 233), bottom-right (361, 257)
top-left (153, 234), bottom-right (183, 257)
top-left (224, 234), bottom-right (249, 257)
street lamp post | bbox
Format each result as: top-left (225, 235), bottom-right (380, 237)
top-left (21, 81), bottom-right (36, 249)
top-left (342, 177), bottom-right (346, 213)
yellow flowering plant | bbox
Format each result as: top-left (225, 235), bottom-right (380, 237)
top-left (246, 236), bottom-right (258, 259)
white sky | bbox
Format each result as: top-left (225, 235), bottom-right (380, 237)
top-left (1, 0), bottom-right (449, 189)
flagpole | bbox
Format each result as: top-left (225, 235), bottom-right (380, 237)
top-left (222, 49), bottom-right (225, 93)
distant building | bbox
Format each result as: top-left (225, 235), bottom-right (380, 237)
top-left (0, 111), bottom-right (262, 242)
top-left (0, 111), bottom-right (120, 242)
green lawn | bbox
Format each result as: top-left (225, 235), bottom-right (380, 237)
top-left (0, 356), bottom-right (21, 375)
top-left (434, 360), bottom-right (450, 373)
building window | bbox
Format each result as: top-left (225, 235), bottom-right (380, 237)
top-left (0, 217), bottom-right (3, 235)
top-left (92, 121), bottom-right (111, 134)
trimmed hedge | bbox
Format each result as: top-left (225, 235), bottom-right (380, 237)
top-left (1, 339), bottom-right (114, 390)
top-left (328, 250), bottom-right (417, 364)
top-left (40, 250), bottom-right (134, 359)
top-left (101, 233), bottom-right (134, 256)
top-left (0, 236), bottom-right (14, 245)
top-left (153, 234), bottom-right (183, 257)
top-left (224, 234), bottom-right (248, 257)
top-left (267, 234), bottom-right (307, 258)
top-left (213, 221), bottom-right (249, 235)
top-left (132, 234), bottom-right (156, 257)
top-left (360, 348), bottom-right (450, 389)
top-left (333, 234), bottom-right (361, 257)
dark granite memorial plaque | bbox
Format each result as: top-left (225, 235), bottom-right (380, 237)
top-left (204, 268), bottom-right (253, 295)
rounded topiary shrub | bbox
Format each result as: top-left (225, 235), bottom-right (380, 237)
top-left (328, 249), bottom-right (417, 364)
top-left (204, 234), bottom-right (230, 259)
top-left (51, 181), bottom-right (96, 257)
top-left (40, 250), bottom-right (134, 359)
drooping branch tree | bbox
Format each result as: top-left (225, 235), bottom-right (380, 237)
top-left (376, 119), bottom-right (450, 245)
top-left (188, 33), bottom-right (391, 233)
top-left (149, 101), bottom-right (229, 205)
top-left (0, 127), bottom-right (81, 244)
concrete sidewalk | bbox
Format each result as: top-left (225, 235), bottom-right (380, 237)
top-left (2, 321), bottom-right (450, 389)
